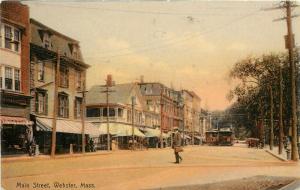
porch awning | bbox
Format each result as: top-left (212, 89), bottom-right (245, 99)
top-left (97, 123), bottom-right (145, 137)
top-left (36, 117), bottom-right (101, 137)
top-left (0, 116), bottom-right (33, 125)
top-left (143, 128), bottom-right (161, 138)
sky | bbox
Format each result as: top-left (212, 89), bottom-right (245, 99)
top-left (23, 0), bottom-right (300, 111)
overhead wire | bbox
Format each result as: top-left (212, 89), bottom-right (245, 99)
top-left (85, 9), bottom-right (262, 60)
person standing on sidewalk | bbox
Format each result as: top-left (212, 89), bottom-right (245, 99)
top-left (172, 127), bottom-right (183, 164)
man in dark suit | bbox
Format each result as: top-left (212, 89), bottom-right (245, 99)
top-left (172, 127), bottom-right (183, 164)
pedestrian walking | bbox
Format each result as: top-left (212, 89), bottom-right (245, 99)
top-left (172, 127), bottom-right (183, 164)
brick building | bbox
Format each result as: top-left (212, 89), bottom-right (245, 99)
top-left (0, 1), bottom-right (33, 155)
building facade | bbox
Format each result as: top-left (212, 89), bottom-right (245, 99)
top-left (86, 82), bottom-right (159, 128)
top-left (0, 1), bottom-right (32, 155)
top-left (138, 82), bottom-right (183, 132)
top-left (29, 19), bottom-right (92, 154)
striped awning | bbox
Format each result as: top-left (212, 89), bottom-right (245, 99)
top-left (0, 116), bottom-right (33, 125)
top-left (36, 117), bottom-right (101, 137)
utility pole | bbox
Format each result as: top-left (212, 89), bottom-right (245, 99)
top-left (160, 90), bottom-right (164, 149)
top-left (131, 96), bottom-right (136, 150)
top-left (266, 0), bottom-right (299, 161)
top-left (101, 75), bottom-right (115, 151)
top-left (79, 80), bottom-right (88, 154)
top-left (269, 85), bottom-right (274, 151)
top-left (51, 51), bottom-right (60, 158)
top-left (279, 65), bottom-right (284, 154)
top-left (286, 1), bottom-right (299, 161)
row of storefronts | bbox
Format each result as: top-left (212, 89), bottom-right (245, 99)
top-left (0, 1), bottom-right (207, 156)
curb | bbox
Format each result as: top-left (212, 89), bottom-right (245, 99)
top-left (279, 180), bottom-right (300, 190)
top-left (265, 150), bottom-right (288, 162)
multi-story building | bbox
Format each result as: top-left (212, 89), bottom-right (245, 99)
top-left (29, 19), bottom-right (97, 154)
top-left (138, 82), bottom-right (183, 132)
top-left (86, 82), bottom-right (158, 127)
top-left (181, 90), bottom-right (194, 133)
top-left (0, 1), bottom-right (32, 155)
top-left (85, 81), bottom-right (160, 149)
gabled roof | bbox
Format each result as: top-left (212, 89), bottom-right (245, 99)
top-left (86, 83), bottom-right (146, 109)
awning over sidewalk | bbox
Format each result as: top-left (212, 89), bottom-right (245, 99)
top-left (97, 123), bottom-right (145, 137)
top-left (36, 117), bottom-right (101, 137)
top-left (181, 134), bottom-right (191, 139)
top-left (143, 127), bottom-right (161, 138)
top-left (0, 116), bottom-right (33, 125)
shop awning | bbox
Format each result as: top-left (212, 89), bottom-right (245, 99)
top-left (194, 136), bottom-right (204, 140)
top-left (36, 117), bottom-right (101, 137)
top-left (162, 132), bottom-right (170, 139)
top-left (143, 127), bottom-right (161, 138)
top-left (97, 123), bottom-right (145, 137)
top-left (181, 134), bottom-right (191, 139)
top-left (0, 116), bottom-right (33, 125)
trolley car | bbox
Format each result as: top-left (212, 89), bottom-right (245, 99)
top-left (205, 128), bottom-right (234, 146)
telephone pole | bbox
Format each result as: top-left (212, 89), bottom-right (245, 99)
top-left (286, 1), bottom-right (299, 161)
top-left (266, 0), bottom-right (299, 161)
top-left (79, 80), bottom-right (88, 153)
top-left (131, 96), bottom-right (136, 150)
top-left (101, 75), bottom-right (115, 151)
top-left (51, 51), bottom-right (60, 158)
top-left (160, 90), bottom-right (164, 149)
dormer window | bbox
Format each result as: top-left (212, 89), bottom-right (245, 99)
top-left (68, 43), bottom-right (80, 59)
top-left (43, 33), bottom-right (51, 49)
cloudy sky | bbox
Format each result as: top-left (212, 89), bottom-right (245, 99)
top-left (24, 0), bottom-right (300, 111)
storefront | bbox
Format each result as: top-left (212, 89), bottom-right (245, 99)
top-left (1, 116), bottom-right (33, 155)
top-left (33, 117), bottom-right (101, 154)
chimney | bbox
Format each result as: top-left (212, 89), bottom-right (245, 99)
top-left (140, 75), bottom-right (144, 83)
top-left (106, 74), bottom-right (113, 87)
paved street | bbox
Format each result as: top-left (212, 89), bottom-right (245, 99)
top-left (1, 145), bottom-right (299, 190)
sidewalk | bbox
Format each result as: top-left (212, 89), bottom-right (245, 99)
top-left (1, 151), bottom-right (112, 163)
top-left (264, 146), bottom-right (288, 161)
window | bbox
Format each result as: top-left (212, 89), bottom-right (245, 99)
top-left (118, 108), bottom-right (123, 117)
top-left (59, 65), bottom-right (69, 88)
top-left (2, 25), bottom-right (20, 52)
top-left (35, 91), bottom-right (48, 115)
top-left (14, 69), bottom-right (20, 91)
top-left (5, 26), bottom-right (12, 49)
top-left (43, 33), bottom-right (51, 49)
top-left (102, 108), bottom-right (115, 117)
top-left (14, 29), bottom-right (20, 52)
top-left (75, 70), bottom-right (81, 90)
top-left (4, 67), bottom-right (13, 90)
top-left (37, 61), bottom-right (45, 81)
top-left (58, 94), bottom-right (69, 118)
top-left (86, 108), bottom-right (100, 117)
top-left (127, 110), bottom-right (132, 122)
top-left (74, 97), bottom-right (82, 119)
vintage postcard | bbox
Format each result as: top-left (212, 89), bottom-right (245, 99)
top-left (1, 0), bottom-right (300, 190)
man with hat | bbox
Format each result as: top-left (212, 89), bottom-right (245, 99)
top-left (172, 127), bottom-right (183, 164)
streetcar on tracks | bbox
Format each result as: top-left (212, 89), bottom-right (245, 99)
top-left (205, 128), bottom-right (234, 146)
